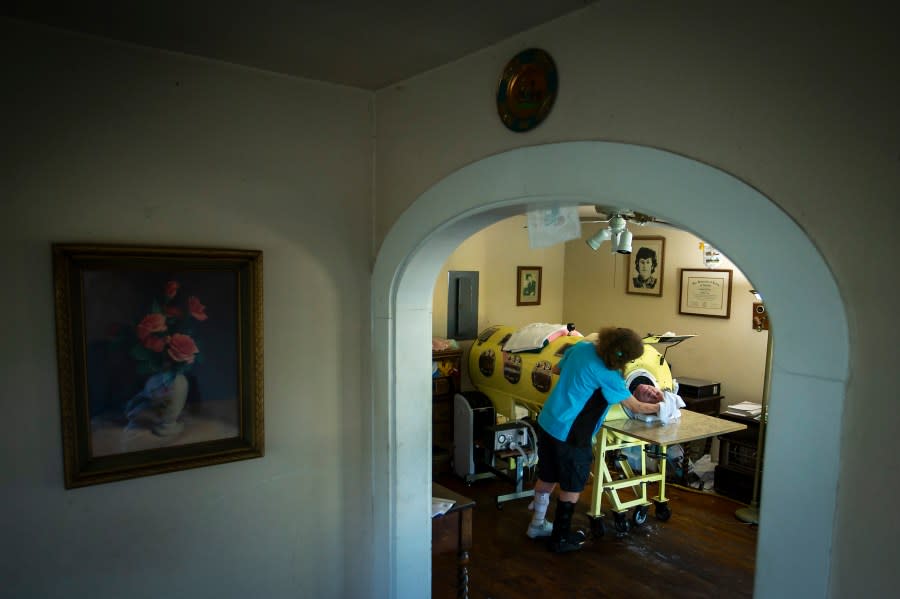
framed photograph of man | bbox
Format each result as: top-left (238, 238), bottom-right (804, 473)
top-left (626, 236), bottom-right (665, 296)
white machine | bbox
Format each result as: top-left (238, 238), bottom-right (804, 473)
top-left (453, 390), bottom-right (538, 508)
top-left (488, 421), bottom-right (529, 452)
top-left (453, 391), bottom-right (495, 482)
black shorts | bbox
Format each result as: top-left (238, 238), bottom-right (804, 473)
top-left (536, 423), bottom-right (593, 493)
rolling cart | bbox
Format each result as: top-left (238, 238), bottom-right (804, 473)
top-left (587, 409), bottom-right (746, 537)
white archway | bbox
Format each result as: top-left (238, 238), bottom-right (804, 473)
top-left (372, 142), bottom-right (848, 599)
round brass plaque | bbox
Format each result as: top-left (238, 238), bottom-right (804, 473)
top-left (496, 48), bottom-right (558, 133)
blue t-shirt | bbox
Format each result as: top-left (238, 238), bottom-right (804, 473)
top-left (537, 340), bottom-right (632, 442)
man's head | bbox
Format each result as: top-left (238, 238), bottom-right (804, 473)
top-left (635, 247), bottom-right (657, 280)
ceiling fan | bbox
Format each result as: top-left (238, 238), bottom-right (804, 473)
top-left (581, 205), bottom-right (674, 254)
top-left (578, 205), bottom-right (672, 227)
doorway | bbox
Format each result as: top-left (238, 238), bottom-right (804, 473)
top-left (372, 141), bottom-right (848, 599)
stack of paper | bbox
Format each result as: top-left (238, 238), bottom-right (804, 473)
top-left (723, 401), bottom-right (763, 418)
top-left (432, 496), bottom-right (456, 518)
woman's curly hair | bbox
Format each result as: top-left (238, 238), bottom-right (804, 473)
top-left (594, 327), bottom-right (644, 372)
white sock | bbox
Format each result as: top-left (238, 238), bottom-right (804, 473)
top-left (529, 491), bottom-right (551, 524)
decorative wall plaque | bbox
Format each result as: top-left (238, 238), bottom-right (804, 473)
top-left (496, 48), bottom-right (558, 132)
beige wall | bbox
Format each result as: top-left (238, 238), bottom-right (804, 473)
top-left (1, 20), bottom-right (373, 599)
top-left (431, 215), bottom-right (565, 337)
top-left (376, 4), bottom-right (899, 597)
top-left (565, 224), bottom-right (768, 408)
top-left (435, 219), bottom-right (767, 408)
top-left (431, 215), bottom-right (566, 391)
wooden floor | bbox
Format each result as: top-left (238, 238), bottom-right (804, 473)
top-left (432, 470), bottom-right (757, 599)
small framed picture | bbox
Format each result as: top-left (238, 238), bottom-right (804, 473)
top-left (679, 268), bottom-right (734, 318)
top-left (626, 236), bottom-right (665, 296)
top-left (516, 266), bottom-right (542, 306)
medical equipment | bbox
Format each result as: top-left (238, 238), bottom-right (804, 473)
top-left (467, 324), bottom-right (678, 419)
top-left (488, 422), bottom-right (529, 452)
top-left (467, 324), bottom-right (739, 532)
top-left (453, 391), bottom-right (496, 482)
top-left (453, 390), bottom-right (540, 507)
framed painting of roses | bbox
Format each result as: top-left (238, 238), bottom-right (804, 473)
top-left (52, 244), bottom-right (264, 488)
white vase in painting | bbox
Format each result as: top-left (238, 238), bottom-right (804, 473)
top-left (125, 371), bottom-right (189, 436)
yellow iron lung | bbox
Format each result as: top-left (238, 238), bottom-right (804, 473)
top-left (467, 325), bottom-right (674, 421)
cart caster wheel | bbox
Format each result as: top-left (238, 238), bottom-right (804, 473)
top-left (613, 512), bottom-right (630, 534)
top-left (633, 505), bottom-right (649, 526)
top-left (655, 502), bottom-right (672, 522)
top-left (589, 515), bottom-right (606, 538)
top-left (496, 503), bottom-right (503, 510)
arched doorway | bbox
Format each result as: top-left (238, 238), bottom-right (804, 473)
top-left (372, 142), bottom-right (848, 598)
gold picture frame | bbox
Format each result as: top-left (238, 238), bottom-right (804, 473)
top-left (52, 244), bottom-right (264, 488)
top-left (516, 266), bottom-right (542, 306)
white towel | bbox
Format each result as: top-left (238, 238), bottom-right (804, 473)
top-left (657, 390), bottom-right (686, 424)
top-left (630, 390), bottom-right (685, 424)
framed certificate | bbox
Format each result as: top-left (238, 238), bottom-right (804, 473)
top-left (678, 269), bottom-right (733, 318)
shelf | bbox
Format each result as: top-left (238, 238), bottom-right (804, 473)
top-left (680, 394), bottom-right (722, 416)
top-left (715, 409), bottom-right (764, 503)
top-left (432, 349), bottom-right (463, 476)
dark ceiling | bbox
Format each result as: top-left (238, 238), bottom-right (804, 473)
top-left (2, 1), bottom-right (591, 89)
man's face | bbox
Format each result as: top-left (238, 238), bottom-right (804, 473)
top-left (637, 257), bottom-right (654, 279)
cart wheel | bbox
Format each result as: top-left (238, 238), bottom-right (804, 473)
top-left (496, 502), bottom-right (503, 510)
top-left (613, 512), bottom-right (630, 534)
top-left (655, 502), bottom-right (672, 522)
top-left (633, 505), bottom-right (649, 526)
top-left (589, 515), bottom-right (606, 538)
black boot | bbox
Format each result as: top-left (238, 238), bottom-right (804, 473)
top-left (548, 499), bottom-right (586, 553)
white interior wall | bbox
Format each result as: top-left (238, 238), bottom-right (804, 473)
top-left (2, 4), bottom-right (897, 599)
top-left (0, 20), bottom-right (373, 599)
top-left (374, 5), bottom-right (899, 597)
top-left (373, 142), bottom-right (847, 599)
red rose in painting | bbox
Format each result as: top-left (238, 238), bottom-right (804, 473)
top-left (167, 333), bottom-right (199, 364)
top-left (142, 335), bottom-right (166, 352)
top-left (136, 313), bottom-right (167, 341)
top-left (129, 280), bottom-right (209, 377)
top-left (188, 296), bottom-right (208, 321)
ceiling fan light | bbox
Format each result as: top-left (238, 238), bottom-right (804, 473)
top-left (615, 229), bottom-right (633, 254)
top-left (609, 215), bottom-right (627, 232)
top-left (608, 230), bottom-right (621, 253)
top-left (586, 227), bottom-right (612, 250)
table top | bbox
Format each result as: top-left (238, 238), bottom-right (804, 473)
top-left (603, 409), bottom-right (746, 445)
top-left (433, 483), bottom-right (475, 513)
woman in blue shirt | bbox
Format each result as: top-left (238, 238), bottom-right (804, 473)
top-left (526, 327), bottom-right (663, 553)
